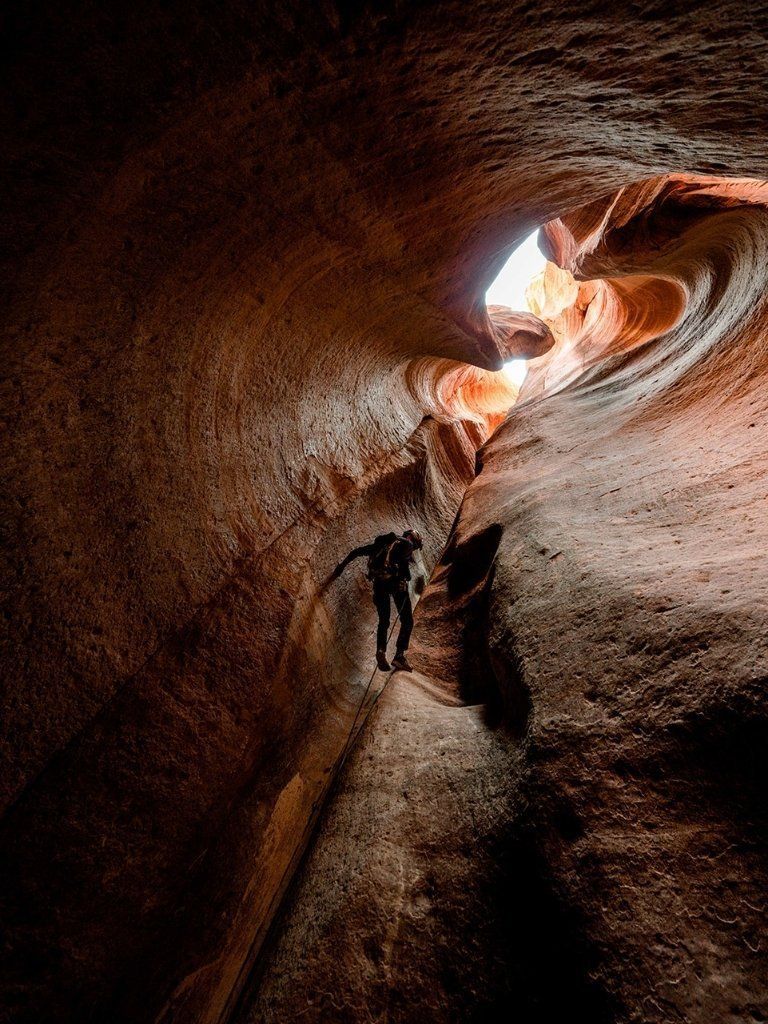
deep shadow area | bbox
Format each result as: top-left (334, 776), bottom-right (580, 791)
top-left (443, 524), bottom-right (531, 733)
top-left (467, 821), bottom-right (620, 1024)
top-left (5, 0), bottom-right (768, 1020)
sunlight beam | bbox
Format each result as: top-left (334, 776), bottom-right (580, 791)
top-left (485, 229), bottom-right (547, 390)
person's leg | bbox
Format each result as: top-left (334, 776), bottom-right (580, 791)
top-left (372, 582), bottom-right (391, 667)
top-left (393, 588), bottom-right (413, 666)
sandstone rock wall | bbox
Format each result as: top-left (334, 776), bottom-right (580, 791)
top-left (243, 178), bottom-right (768, 1022)
top-left (3, 3), bottom-right (768, 1022)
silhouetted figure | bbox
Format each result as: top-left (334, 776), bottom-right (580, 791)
top-left (331, 529), bottom-right (424, 672)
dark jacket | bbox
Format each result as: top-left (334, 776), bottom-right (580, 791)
top-left (337, 533), bottom-right (415, 582)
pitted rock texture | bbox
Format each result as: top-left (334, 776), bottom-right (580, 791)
top-left (3, 3), bottom-right (768, 1023)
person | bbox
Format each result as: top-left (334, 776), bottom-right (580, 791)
top-left (331, 529), bottom-right (424, 672)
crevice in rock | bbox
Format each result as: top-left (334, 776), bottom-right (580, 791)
top-left (5, 5), bottom-right (768, 1020)
top-left (440, 522), bottom-right (530, 732)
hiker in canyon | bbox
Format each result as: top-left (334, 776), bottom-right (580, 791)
top-left (331, 529), bottom-right (425, 673)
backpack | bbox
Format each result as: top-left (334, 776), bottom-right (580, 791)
top-left (366, 533), bottom-right (401, 581)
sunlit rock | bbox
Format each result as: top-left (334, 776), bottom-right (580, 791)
top-left (3, 5), bottom-right (768, 1024)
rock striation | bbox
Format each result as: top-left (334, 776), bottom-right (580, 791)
top-left (244, 175), bottom-right (768, 1022)
top-left (3, 3), bottom-right (768, 1023)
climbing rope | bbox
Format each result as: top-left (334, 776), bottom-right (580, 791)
top-left (331, 600), bottom-right (402, 778)
top-left (227, 587), bottom-right (410, 1019)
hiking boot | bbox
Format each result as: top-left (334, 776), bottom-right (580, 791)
top-left (376, 649), bottom-right (391, 672)
top-left (392, 651), bottom-right (413, 672)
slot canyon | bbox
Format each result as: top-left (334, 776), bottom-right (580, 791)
top-left (2, 3), bottom-right (768, 1022)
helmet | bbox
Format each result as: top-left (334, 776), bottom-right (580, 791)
top-left (402, 528), bottom-right (423, 550)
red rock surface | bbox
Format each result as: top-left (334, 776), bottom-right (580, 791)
top-left (244, 177), bottom-right (768, 1021)
top-left (3, 3), bottom-right (768, 1023)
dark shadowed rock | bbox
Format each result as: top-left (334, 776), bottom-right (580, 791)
top-left (2, 3), bottom-right (768, 1022)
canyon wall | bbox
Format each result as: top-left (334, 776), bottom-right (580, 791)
top-left (3, 3), bottom-right (768, 1022)
top-left (244, 178), bottom-right (768, 1024)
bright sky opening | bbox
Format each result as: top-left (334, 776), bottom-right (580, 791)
top-left (485, 229), bottom-right (547, 388)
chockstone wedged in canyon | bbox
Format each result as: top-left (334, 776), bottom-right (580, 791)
top-left (2, 4), bottom-right (768, 1024)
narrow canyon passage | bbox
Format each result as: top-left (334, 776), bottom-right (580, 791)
top-left (242, 185), bottom-right (768, 1024)
top-left (3, 5), bottom-right (768, 1023)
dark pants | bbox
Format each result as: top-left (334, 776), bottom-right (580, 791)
top-left (372, 579), bottom-right (413, 653)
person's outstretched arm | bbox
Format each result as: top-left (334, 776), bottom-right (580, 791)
top-left (330, 543), bottom-right (374, 580)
